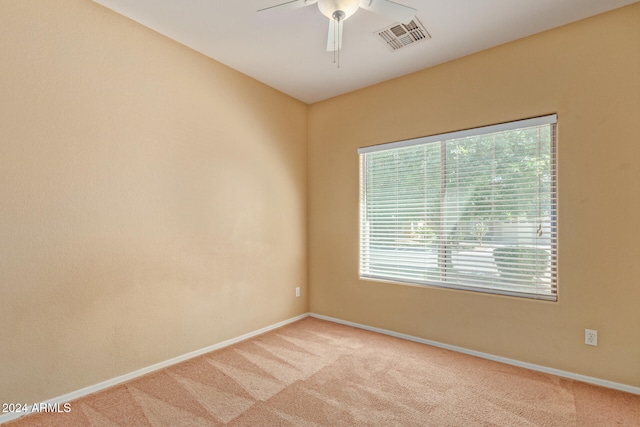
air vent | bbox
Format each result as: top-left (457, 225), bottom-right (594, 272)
top-left (375, 18), bottom-right (430, 51)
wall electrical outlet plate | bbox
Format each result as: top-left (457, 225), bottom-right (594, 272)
top-left (295, 287), bottom-right (300, 297)
top-left (585, 329), bottom-right (598, 346)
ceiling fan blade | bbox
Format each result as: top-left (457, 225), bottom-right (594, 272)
top-left (359, 0), bottom-right (416, 24)
top-left (257, 0), bottom-right (317, 13)
top-left (326, 18), bottom-right (344, 52)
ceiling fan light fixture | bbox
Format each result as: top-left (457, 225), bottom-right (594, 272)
top-left (318, 0), bottom-right (360, 20)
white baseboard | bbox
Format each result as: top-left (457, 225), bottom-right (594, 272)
top-left (309, 313), bottom-right (640, 396)
top-left (0, 313), bottom-right (309, 425)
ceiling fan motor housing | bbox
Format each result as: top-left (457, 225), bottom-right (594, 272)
top-left (318, 0), bottom-right (360, 20)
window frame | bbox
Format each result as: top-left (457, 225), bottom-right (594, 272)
top-left (358, 115), bottom-right (558, 301)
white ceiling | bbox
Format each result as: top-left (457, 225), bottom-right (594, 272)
top-left (92, 0), bottom-right (637, 104)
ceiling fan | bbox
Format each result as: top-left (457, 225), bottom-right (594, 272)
top-left (258, 0), bottom-right (417, 66)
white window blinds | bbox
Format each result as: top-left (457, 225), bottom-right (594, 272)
top-left (358, 115), bottom-right (557, 300)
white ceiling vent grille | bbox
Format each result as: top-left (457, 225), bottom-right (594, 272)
top-left (376, 18), bottom-right (430, 51)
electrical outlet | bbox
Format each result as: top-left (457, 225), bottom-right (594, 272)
top-left (295, 287), bottom-right (300, 297)
top-left (585, 329), bottom-right (598, 346)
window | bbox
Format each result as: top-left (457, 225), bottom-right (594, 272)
top-left (358, 115), bottom-right (557, 300)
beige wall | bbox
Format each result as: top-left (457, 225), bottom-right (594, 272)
top-left (309, 3), bottom-right (640, 387)
top-left (0, 0), bottom-right (307, 403)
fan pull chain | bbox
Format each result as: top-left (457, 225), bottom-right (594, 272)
top-left (337, 16), bottom-right (340, 69)
top-left (331, 10), bottom-right (345, 69)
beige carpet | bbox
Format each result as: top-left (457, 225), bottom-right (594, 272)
top-left (7, 317), bottom-right (640, 426)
